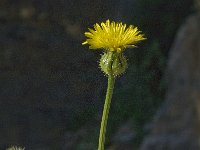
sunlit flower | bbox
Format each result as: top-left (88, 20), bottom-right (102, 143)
top-left (82, 20), bottom-right (146, 53)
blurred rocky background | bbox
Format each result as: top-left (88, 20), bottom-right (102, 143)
top-left (0, 0), bottom-right (198, 150)
top-left (140, 13), bottom-right (200, 150)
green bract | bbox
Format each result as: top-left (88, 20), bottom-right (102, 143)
top-left (99, 51), bottom-right (127, 76)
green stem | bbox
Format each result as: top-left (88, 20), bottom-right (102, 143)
top-left (98, 74), bottom-right (115, 150)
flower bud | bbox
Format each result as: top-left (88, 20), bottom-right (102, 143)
top-left (99, 51), bottom-right (127, 77)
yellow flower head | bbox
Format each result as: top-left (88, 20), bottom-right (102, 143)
top-left (82, 20), bottom-right (146, 53)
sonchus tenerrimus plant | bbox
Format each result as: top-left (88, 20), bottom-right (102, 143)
top-left (82, 19), bottom-right (146, 150)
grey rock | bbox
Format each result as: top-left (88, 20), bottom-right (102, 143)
top-left (140, 14), bottom-right (200, 150)
top-left (113, 121), bottom-right (136, 144)
top-left (107, 121), bottom-right (136, 150)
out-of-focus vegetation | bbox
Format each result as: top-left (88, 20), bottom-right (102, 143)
top-left (6, 146), bottom-right (24, 150)
top-left (195, 0), bottom-right (200, 10)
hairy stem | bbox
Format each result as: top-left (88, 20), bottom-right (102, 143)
top-left (98, 74), bottom-right (115, 150)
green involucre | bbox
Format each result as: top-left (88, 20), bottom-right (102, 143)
top-left (99, 51), bottom-right (127, 76)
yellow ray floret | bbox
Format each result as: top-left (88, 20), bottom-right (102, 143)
top-left (82, 20), bottom-right (146, 53)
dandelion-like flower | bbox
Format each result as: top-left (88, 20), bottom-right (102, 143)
top-left (82, 19), bottom-right (146, 53)
top-left (6, 146), bottom-right (25, 150)
top-left (82, 20), bottom-right (146, 150)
